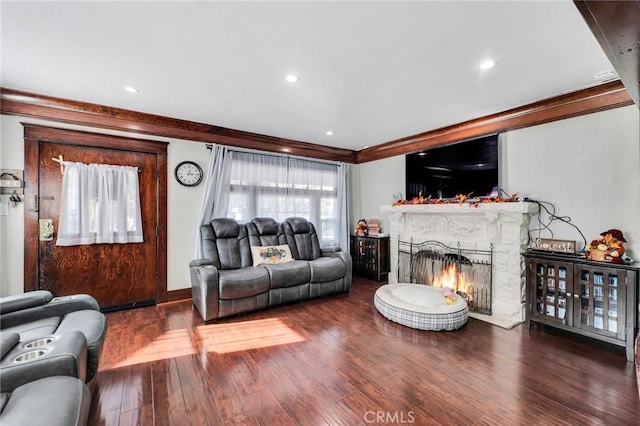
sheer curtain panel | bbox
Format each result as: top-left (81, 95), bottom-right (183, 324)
top-left (56, 162), bottom-right (143, 246)
top-left (227, 151), bottom-right (348, 248)
top-left (195, 145), bottom-right (233, 257)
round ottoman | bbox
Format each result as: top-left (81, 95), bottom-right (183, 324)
top-left (374, 284), bottom-right (469, 331)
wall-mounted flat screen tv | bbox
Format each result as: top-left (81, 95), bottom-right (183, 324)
top-left (405, 134), bottom-right (499, 200)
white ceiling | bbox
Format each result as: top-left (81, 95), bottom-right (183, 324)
top-left (1, 1), bottom-right (615, 151)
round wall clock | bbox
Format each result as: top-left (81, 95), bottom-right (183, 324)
top-left (174, 161), bottom-right (203, 187)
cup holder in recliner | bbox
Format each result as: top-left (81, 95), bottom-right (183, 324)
top-left (24, 337), bottom-right (55, 348)
top-left (14, 350), bottom-right (48, 363)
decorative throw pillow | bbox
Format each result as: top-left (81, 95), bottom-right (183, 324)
top-left (251, 245), bottom-right (294, 266)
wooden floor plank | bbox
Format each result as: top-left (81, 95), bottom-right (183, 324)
top-left (89, 277), bottom-right (640, 425)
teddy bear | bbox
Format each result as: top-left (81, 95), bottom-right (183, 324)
top-left (354, 219), bottom-right (368, 236)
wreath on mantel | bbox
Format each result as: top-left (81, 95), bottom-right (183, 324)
top-left (391, 192), bottom-right (519, 208)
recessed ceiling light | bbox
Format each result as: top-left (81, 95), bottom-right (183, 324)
top-left (479, 60), bottom-right (496, 70)
top-left (285, 75), bottom-right (298, 83)
top-left (124, 86), bottom-right (139, 93)
top-left (325, 131), bottom-right (333, 136)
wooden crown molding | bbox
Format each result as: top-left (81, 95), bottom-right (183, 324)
top-left (0, 88), bottom-right (357, 164)
top-left (356, 80), bottom-right (633, 163)
top-left (574, 1), bottom-right (640, 109)
top-left (2, 81), bottom-right (632, 165)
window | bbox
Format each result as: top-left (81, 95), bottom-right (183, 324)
top-left (57, 162), bottom-right (143, 245)
top-left (227, 151), bottom-right (340, 246)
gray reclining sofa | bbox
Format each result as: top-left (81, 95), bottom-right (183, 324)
top-left (190, 217), bottom-right (352, 321)
top-left (0, 290), bottom-right (107, 426)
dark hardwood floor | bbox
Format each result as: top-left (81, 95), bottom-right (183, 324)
top-left (89, 277), bottom-right (640, 425)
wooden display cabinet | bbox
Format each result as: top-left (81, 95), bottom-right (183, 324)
top-left (350, 235), bottom-right (390, 283)
top-left (524, 251), bottom-right (638, 361)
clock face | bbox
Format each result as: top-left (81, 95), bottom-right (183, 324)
top-left (175, 161), bottom-right (203, 187)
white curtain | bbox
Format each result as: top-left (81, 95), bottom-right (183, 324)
top-left (195, 145), bottom-right (233, 257)
top-left (227, 150), bottom-right (348, 249)
top-left (57, 162), bottom-right (143, 246)
top-left (336, 162), bottom-right (349, 251)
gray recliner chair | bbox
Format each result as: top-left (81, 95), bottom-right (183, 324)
top-left (0, 290), bottom-right (107, 387)
top-left (0, 290), bottom-right (105, 426)
top-left (191, 218), bottom-right (271, 321)
top-left (0, 330), bottom-right (91, 425)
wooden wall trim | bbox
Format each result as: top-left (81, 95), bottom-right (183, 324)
top-left (356, 80), bottom-right (633, 163)
top-left (574, 1), bottom-right (640, 109)
top-left (23, 136), bottom-right (40, 292)
top-left (1, 88), bottom-right (357, 163)
top-left (22, 123), bottom-right (168, 154)
top-left (165, 288), bottom-right (192, 303)
top-left (3, 81), bottom-right (632, 166)
top-left (156, 153), bottom-right (169, 303)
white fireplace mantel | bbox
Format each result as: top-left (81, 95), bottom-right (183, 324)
top-left (381, 202), bottom-right (539, 329)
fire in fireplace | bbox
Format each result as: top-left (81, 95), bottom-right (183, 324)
top-left (398, 240), bottom-right (493, 315)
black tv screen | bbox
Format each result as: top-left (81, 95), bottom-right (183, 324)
top-left (405, 135), bottom-right (499, 200)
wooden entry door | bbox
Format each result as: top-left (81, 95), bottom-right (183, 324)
top-left (24, 125), bottom-right (168, 310)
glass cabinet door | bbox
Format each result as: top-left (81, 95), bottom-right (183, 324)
top-left (576, 267), bottom-right (624, 337)
top-left (533, 261), bottom-right (570, 324)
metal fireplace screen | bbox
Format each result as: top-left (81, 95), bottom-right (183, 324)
top-left (398, 239), bottom-right (493, 315)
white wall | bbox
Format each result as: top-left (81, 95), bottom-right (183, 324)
top-left (0, 115), bottom-right (210, 296)
top-left (167, 141), bottom-right (208, 292)
top-left (505, 105), bottom-right (640, 257)
top-left (351, 105), bottom-right (640, 257)
top-left (349, 155), bottom-right (404, 235)
top-left (0, 116), bottom-right (26, 296)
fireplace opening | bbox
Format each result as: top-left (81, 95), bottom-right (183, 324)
top-left (398, 239), bottom-right (493, 315)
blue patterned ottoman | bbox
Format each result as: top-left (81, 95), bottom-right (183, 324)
top-left (374, 284), bottom-right (469, 331)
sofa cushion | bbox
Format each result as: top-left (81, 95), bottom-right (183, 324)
top-left (309, 257), bottom-right (346, 283)
top-left (2, 316), bottom-right (61, 342)
top-left (0, 376), bottom-right (90, 426)
top-left (247, 217), bottom-right (285, 247)
top-left (252, 217), bottom-right (279, 236)
top-left (218, 268), bottom-right (270, 300)
top-left (201, 218), bottom-right (252, 270)
top-left (283, 217), bottom-right (322, 261)
top-left (261, 260), bottom-right (311, 288)
top-left (251, 245), bottom-right (294, 266)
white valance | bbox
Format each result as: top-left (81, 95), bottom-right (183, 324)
top-left (56, 162), bottom-right (143, 246)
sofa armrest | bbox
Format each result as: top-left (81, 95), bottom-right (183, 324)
top-left (190, 263), bottom-right (220, 322)
top-left (0, 330), bottom-right (87, 392)
top-left (0, 331), bottom-right (20, 359)
top-left (321, 246), bottom-right (342, 254)
top-left (0, 294), bottom-right (100, 330)
top-left (320, 250), bottom-right (352, 292)
top-left (0, 291), bottom-right (53, 315)
top-left (189, 258), bottom-right (217, 268)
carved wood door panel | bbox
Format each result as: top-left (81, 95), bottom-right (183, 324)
top-left (24, 125), bottom-right (168, 310)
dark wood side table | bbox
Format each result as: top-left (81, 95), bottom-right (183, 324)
top-left (350, 235), bottom-right (390, 283)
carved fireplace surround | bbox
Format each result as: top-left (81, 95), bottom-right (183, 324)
top-left (381, 202), bottom-right (538, 329)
